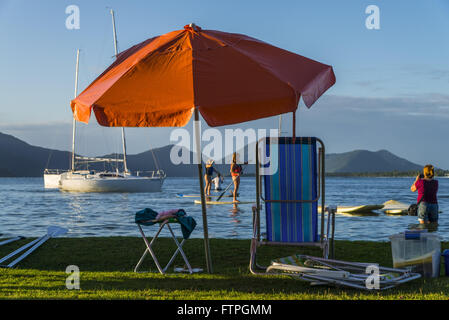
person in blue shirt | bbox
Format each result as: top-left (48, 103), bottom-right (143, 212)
top-left (204, 160), bottom-right (220, 196)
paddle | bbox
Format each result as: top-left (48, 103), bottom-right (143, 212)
top-left (0, 236), bottom-right (24, 247)
top-left (215, 180), bottom-right (234, 202)
top-left (216, 164), bottom-right (247, 202)
top-left (0, 226), bottom-right (68, 268)
top-left (0, 236), bottom-right (44, 265)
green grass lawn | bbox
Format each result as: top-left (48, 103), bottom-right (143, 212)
top-left (0, 237), bottom-right (448, 300)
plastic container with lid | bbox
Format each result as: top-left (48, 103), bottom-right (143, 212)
top-left (389, 230), bottom-right (441, 278)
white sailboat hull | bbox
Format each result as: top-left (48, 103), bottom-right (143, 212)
top-left (44, 169), bottom-right (69, 188)
top-left (59, 173), bottom-right (164, 193)
top-left (44, 173), bottom-right (62, 189)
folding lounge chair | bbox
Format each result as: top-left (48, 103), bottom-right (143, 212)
top-left (266, 254), bottom-right (421, 290)
top-left (134, 208), bottom-right (197, 274)
top-left (250, 137), bottom-right (336, 274)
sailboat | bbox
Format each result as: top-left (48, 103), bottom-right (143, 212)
top-left (57, 10), bottom-right (166, 192)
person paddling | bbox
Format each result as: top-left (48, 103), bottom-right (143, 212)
top-left (230, 153), bottom-right (247, 203)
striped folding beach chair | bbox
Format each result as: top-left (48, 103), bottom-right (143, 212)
top-left (250, 137), bottom-right (336, 274)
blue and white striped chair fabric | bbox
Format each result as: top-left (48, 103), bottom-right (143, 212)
top-left (263, 137), bottom-right (319, 243)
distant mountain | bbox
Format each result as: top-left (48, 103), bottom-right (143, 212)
top-left (0, 132), bottom-right (436, 177)
top-left (0, 132), bottom-right (70, 177)
top-left (326, 149), bottom-right (423, 173)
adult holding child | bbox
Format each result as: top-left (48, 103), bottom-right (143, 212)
top-left (410, 164), bottom-right (439, 224)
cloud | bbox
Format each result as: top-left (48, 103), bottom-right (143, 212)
top-left (349, 65), bottom-right (449, 95)
top-left (296, 94), bottom-right (449, 169)
top-left (400, 65), bottom-right (449, 82)
top-left (0, 121), bottom-right (71, 132)
top-left (354, 81), bottom-right (375, 87)
top-left (309, 93), bottom-right (449, 119)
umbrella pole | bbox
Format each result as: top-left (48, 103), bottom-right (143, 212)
top-left (194, 109), bottom-right (213, 273)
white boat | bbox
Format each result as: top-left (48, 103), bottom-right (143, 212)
top-left (55, 11), bottom-right (166, 193)
top-left (44, 169), bottom-right (68, 189)
top-left (59, 170), bottom-right (165, 193)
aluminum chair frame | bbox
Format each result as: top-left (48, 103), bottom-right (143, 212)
top-left (134, 219), bottom-right (193, 274)
top-left (250, 137), bottom-right (336, 275)
top-left (265, 254), bottom-right (422, 290)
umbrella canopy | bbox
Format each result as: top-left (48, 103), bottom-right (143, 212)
top-left (71, 24), bottom-right (335, 127)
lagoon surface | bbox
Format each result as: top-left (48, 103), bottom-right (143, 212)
top-left (0, 177), bottom-right (448, 241)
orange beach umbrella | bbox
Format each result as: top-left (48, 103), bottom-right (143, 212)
top-left (71, 24), bottom-right (336, 273)
top-left (71, 24), bottom-right (335, 127)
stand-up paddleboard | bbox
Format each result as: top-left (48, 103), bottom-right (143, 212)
top-left (318, 205), bottom-right (383, 214)
top-left (194, 200), bottom-right (254, 205)
top-left (317, 206), bottom-right (380, 215)
top-left (336, 204), bottom-right (384, 214)
top-left (177, 193), bottom-right (236, 198)
top-left (381, 200), bottom-right (409, 215)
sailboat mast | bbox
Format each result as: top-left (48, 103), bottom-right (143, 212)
top-left (110, 9), bottom-right (128, 173)
top-left (110, 9), bottom-right (119, 59)
top-left (71, 49), bottom-right (80, 171)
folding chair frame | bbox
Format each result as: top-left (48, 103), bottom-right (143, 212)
top-left (134, 219), bottom-right (193, 274)
top-left (250, 137), bottom-right (336, 275)
top-left (265, 254), bottom-right (422, 290)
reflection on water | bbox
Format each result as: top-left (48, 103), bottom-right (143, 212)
top-left (229, 203), bottom-right (244, 214)
top-left (408, 223), bottom-right (439, 233)
top-left (0, 177), bottom-right (448, 241)
top-left (229, 203), bottom-right (243, 224)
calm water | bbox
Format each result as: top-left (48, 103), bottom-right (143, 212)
top-left (0, 177), bottom-right (448, 241)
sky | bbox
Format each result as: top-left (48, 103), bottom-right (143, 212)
top-left (1, 0), bottom-right (449, 168)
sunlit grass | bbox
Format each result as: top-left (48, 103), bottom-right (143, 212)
top-left (0, 237), bottom-right (448, 300)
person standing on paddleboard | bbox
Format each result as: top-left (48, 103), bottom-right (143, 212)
top-left (205, 160), bottom-right (220, 196)
top-left (411, 164), bottom-right (439, 224)
top-left (230, 153), bottom-right (247, 203)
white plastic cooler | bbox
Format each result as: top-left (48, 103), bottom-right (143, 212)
top-left (390, 231), bottom-right (441, 278)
